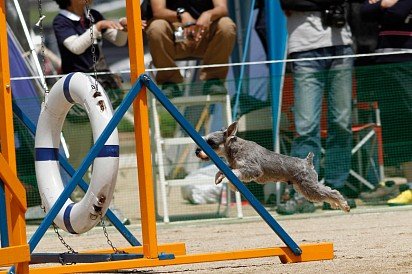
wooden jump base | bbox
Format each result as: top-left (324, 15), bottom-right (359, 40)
top-left (2, 243), bottom-right (332, 274)
top-left (0, 1), bottom-right (334, 273)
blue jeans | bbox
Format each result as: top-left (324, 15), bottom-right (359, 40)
top-left (290, 45), bottom-right (354, 189)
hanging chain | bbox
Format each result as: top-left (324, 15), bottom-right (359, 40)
top-left (40, 204), bottom-right (77, 257)
top-left (52, 223), bottom-right (77, 254)
top-left (100, 212), bottom-right (125, 254)
top-left (36, 0), bottom-right (49, 96)
top-left (83, 1), bottom-right (122, 254)
top-left (84, 0), bottom-right (99, 92)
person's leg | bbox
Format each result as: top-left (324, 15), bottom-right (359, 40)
top-left (196, 17), bottom-right (236, 81)
top-left (290, 49), bottom-right (326, 173)
top-left (145, 19), bottom-right (184, 84)
top-left (377, 62), bottom-right (412, 167)
top-left (324, 45), bottom-right (354, 189)
top-left (276, 49), bottom-right (326, 215)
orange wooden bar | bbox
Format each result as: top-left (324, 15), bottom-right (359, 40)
top-left (0, 245), bottom-right (31, 267)
top-left (0, 243), bottom-right (333, 274)
top-left (0, 0), bottom-right (30, 273)
top-left (126, 0), bottom-right (160, 259)
top-left (0, 154), bottom-right (27, 211)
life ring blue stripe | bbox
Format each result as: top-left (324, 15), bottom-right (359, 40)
top-left (63, 73), bottom-right (76, 103)
top-left (35, 148), bottom-right (59, 161)
top-left (63, 203), bottom-right (77, 234)
top-left (35, 146), bottom-right (118, 161)
top-left (98, 145), bottom-right (120, 157)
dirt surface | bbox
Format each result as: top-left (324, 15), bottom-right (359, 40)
top-left (21, 205), bottom-right (412, 274)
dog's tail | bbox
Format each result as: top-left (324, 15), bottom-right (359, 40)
top-left (306, 152), bottom-right (314, 169)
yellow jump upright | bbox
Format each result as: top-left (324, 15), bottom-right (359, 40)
top-left (0, 0), bottom-right (334, 273)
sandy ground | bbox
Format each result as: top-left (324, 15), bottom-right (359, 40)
top-left (17, 205), bottom-right (412, 274)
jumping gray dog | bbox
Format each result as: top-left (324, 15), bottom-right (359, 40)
top-left (195, 121), bottom-right (350, 212)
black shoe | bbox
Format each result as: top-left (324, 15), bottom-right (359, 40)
top-left (360, 180), bottom-right (400, 203)
top-left (326, 183), bottom-right (358, 198)
top-left (161, 82), bottom-right (183, 98)
top-left (265, 193), bottom-right (277, 205)
top-left (203, 79), bottom-right (227, 95)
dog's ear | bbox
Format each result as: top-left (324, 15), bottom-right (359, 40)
top-left (226, 121), bottom-right (238, 137)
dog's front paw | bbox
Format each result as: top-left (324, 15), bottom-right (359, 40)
top-left (215, 171), bottom-right (225, 185)
top-left (341, 202), bottom-right (351, 213)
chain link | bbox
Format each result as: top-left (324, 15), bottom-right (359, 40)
top-left (52, 223), bottom-right (77, 254)
top-left (40, 204), bottom-right (77, 261)
top-left (84, 0), bottom-right (99, 92)
top-left (100, 212), bottom-right (125, 254)
top-left (36, 0), bottom-right (49, 96)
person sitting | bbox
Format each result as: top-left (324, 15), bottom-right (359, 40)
top-left (145, 0), bottom-right (236, 97)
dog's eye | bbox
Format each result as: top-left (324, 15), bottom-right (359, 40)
top-left (207, 140), bottom-right (218, 149)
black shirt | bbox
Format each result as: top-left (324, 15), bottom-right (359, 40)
top-left (53, 9), bottom-right (104, 73)
top-left (166, 0), bottom-right (214, 19)
top-left (361, 0), bottom-right (412, 63)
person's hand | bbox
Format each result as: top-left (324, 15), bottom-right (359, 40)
top-left (183, 23), bottom-right (206, 42)
top-left (95, 20), bottom-right (125, 32)
top-left (141, 20), bottom-right (147, 30)
top-left (182, 11), bottom-right (210, 42)
top-left (118, 17), bottom-right (147, 31)
top-left (119, 17), bottom-right (128, 31)
top-left (368, 0), bottom-right (398, 8)
top-left (196, 11), bottom-right (212, 28)
top-left (380, 0), bottom-right (398, 8)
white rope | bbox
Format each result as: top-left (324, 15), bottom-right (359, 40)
top-left (10, 50), bottom-right (412, 81)
top-left (12, 0), bottom-right (48, 91)
top-left (148, 50), bottom-right (412, 72)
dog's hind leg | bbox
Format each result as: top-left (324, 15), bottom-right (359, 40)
top-left (294, 182), bottom-right (350, 212)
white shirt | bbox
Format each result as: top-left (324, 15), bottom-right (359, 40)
top-left (60, 9), bottom-right (127, 55)
top-left (287, 11), bottom-right (353, 54)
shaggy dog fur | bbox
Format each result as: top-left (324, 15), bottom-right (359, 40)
top-left (195, 121), bottom-right (350, 212)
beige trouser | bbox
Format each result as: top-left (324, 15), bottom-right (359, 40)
top-left (146, 17), bottom-right (236, 84)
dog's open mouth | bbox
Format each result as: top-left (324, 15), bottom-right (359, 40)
top-left (198, 152), bottom-right (210, 161)
top-left (195, 148), bottom-right (210, 161)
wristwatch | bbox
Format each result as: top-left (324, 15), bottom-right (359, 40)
top-left (176, 7), bottom-right (186, 22)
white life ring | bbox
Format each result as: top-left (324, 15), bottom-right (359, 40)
top-left (35, 72), bottom-right (119, 234)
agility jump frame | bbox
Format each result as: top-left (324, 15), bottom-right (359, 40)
top-left (0, 1), bottom-right (333, 273)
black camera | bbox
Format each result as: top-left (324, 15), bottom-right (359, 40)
top-left (321, 5), bottom-right (346, 28)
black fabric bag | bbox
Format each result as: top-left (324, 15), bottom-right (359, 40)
top-left (141, 0), bottom-right (153, 20)
top-left (280, 0), bottom-right (345, 11)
